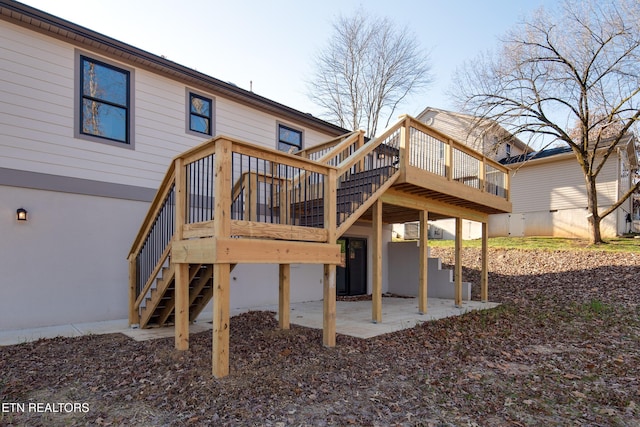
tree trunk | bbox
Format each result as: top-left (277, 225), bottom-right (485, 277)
top-left (586, 175), bottom-right (604, 245)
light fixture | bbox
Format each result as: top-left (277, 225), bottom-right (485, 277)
top-left (16, 208), bottom-right (27, 221)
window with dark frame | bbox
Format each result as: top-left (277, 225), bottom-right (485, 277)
top-left (80, 55), bottom-right (130, 144)
top-left (189, 93), bottom-right (212, 135)
top-left (277, 124), bottom-right (302, 153)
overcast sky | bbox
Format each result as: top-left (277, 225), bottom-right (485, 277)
top-left (22, 0), bottom-right (557, 128)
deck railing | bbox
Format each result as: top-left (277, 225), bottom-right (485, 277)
top-left (128, 115), bottom-right (510, 324)
top-left (404, 117), bottom-right (510, 199)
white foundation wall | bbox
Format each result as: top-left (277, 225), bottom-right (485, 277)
top-left (0, 185), bottom-right (148, 331)
top-left (489, 209), bottom-right (618, 238)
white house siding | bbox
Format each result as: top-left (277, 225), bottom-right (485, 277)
top-left (0, 17), bottom-right (349, 330)
top-left (489, 154), bottom-right (624, 238)
top-left (1, 19), bottom-right (335, 191)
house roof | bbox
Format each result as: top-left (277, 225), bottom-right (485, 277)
top-left (501, 133), bottom-right (638, 167)
top-left (416, 107), bottom-right (533, 153)
top-left (0, 1), bottom-right (350, 137)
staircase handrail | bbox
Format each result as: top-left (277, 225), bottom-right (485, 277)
top-left (296, 130), bottom-right (360, 159)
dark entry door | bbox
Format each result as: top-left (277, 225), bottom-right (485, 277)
top-left (336, 237), bottom-right (367, 296)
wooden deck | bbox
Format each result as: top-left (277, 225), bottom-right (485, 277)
top-left (127, 115), bottom-right (511, 377)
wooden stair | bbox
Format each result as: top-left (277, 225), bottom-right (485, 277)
top-left (139, 263), bottom-right (220, 328)
top-left (293, 165), bottom-right (397, 228)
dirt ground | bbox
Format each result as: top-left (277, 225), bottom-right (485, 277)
top-left (1, 247), bottom-right (639, 426)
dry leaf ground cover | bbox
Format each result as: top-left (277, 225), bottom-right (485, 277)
top-left (1, 245), bottom-right (639, 426)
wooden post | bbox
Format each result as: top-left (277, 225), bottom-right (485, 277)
top-left (323, 168), bottom-right (337, 347)
top-left (128, 256), bottom-right (139, 326)
top-left (323, 265), bottom-right (336, 347)
top-left (174, 157), bottom-right (189, 350)
top-left (174, 263), bottom-right (190, 350)
top-left (454, 217), bottom-right (463, 308)
top-left (481, 221), bottom-right (489, 302)
top-left (446, 140), bottom-right (453, 181)
top-left (418, 210), bottom-right (428, 314)
top-left (212, 138), bottom-right (232, 377)
top-left (372, 199), bottom-right (383, 323)
top-left (279, 264), bottom-right (290, 329)
top-left (212, 263), bottom-right (231, 378)
top-left (398, 115), bottom-right (410, 171)
top-left (479, 157), bottom-right (486, 193)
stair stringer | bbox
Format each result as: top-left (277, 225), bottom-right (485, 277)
top-left (139, 262), bottom-right (176, 328)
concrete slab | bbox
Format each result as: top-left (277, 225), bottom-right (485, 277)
top-left (0, 298), bottom-right (499, 346)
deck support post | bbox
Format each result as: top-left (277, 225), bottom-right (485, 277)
top-left (175, 263), bottom-right (190, 350)
top-left (174, 156), bottom-right (189, 350)
top-left (279, 264), bottom-right (290, 329)
top-left (372, 199), bottom-right (383, 323)
top-left (454, 217), bottom-right (463, 308)
top-left (323, 265), bottom-right (336, 347)
top-left (481, 221), bottom-right (489, 302)
top-left (418, 210), bottom-right (428, 314)
top-left (323, 168), bottom-right (337, 347)
top-left (128, 257), bottom-right (139, 326)
top-left (212, 263), bottom-right (231, 378)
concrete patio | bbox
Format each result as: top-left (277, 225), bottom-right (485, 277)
top-left (0, 297), bottom-right (499, 346)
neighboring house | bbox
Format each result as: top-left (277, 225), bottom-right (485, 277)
top-left (1, 3), bottom-right (513, 377)
top-left (492, 135), bottom-right (639, 238)
top-left (396, 107), bottom-right (531, 240)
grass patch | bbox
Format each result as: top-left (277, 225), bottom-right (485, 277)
top-left (424, 236), bottom-right (640, 252)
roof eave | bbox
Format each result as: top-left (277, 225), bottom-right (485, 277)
top-left (0, 0), bottom-right (349, 136)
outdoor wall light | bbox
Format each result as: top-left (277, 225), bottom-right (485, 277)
top-left (16, 208), bottom-right (28, 221)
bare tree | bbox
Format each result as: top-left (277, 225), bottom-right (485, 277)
top-left (308, 10), bottom-right (432, 137)
top-left (453, 0), bottom-right (640, 244)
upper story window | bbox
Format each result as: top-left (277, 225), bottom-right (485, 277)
top-left (277, 124), bottom-right (302, 153)
top-left (188, 92), bottom-right (213, 136)
top-left (79, 55), bottom-right (130, 144)
top-left (506, 143), bottom-right (512, 157)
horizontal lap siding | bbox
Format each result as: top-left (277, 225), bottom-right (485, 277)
top-left (511, 156), bottom-right (619, 213)
top-left (1, 19), bottom-right (339, 191)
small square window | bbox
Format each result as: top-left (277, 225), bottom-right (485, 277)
top-left (277, 124), bottom-right (302, 153)
top-left (79, 55), bottom-right (130, 144)
top-left (189, 93), bottom-right (213, 136)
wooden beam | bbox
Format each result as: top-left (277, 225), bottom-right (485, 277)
top-left (372, 199), bottom-right (382, 323)
top-left (174, 263), bottom-right (189, 350)
top-left (323, 265), bottom-right (336, 347)
top-left (229, 220), bottom-right (329, 242)
top-left (455, 217), bottom-right (463, 308)
top-left (419, 210), bottom-right (428, 314)
top-left (402, 166), bottom-right (512, 214)
top-left (171, 238), bottom-right (341, 265)
top-left (481, 221), bottom-right (489, 302)
top-left (212, 263), bottom-right (231, 378)
top-left (279, 264), bottom-right (290, 330)
top-left (380, 189), bottom-right (490, 223)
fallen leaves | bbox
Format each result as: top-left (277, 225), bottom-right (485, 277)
top-left (1, 248), bottom-right (639, 426)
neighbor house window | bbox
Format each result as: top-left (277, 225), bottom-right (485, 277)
top-left (506, 143), bottom-right (512, 156)
top-left (277, 124), bottom-right (302, 153)
top-left (79, 55), bottom-right (130, 144)
top-left (188, 92), bottom-right (213, 135)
